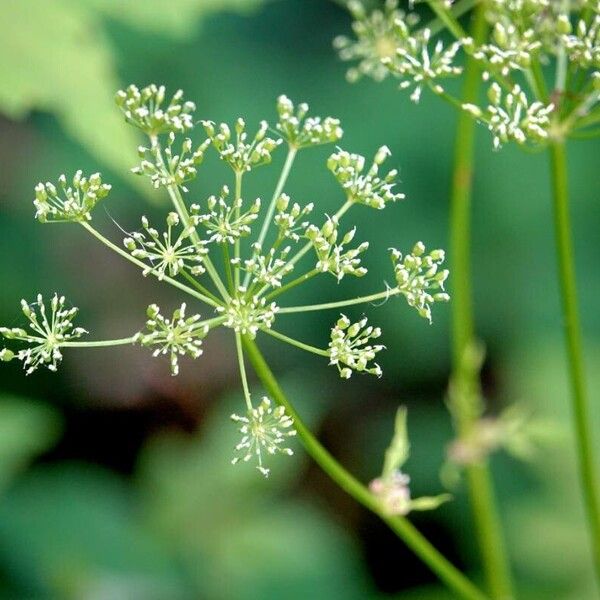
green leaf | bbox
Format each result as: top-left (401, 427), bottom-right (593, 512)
top-left (0, 395), bottom-right (61, 491)
top-left (382, 406), bottom-right (410, 477)
top-left (79, 0), bottom-right (272, 38)
top-left (409, 493), bottom-right (452, 512)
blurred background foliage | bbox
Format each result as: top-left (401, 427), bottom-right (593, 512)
top-left (0, 0), bottom-right (599, 598)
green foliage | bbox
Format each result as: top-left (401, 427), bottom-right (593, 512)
top-left (0, 0), bottom-right (270, 189)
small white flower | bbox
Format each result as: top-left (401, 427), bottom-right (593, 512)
top-left (34, 171), bottom-right (111, 223)
top-left (137, 303), bottom-right (209, 376)
top-left (124, 212), bottom-right (206, 280)
top-left (192, 186), bottom-right (261, 245)
top-left (485, 83), bottom-right (554, 149)
top-left (133, 134), bottom-right (210, 192)
top-left (273, 193), bottom-right (314, 242)
top-left (0, 294), bottom-right (87, 375)
top-left (115, 84), bottom-right (196, 135)
top-left (328, 146), bottom-right (405, 209)
top-left (218, 290), bottom-right (279, 338)
top-left (276, 95), bottom-right (343, 148)
top-left (305, 216), bottom-right (369, 282)
top-left (328, 314), bottom-right (384, 379)
top-left (391, 242), bottom-right (450, 323)
top-left (244, 243), bottom-right (294, 289)
top-left (202, 118), bottom-right (281, 173)
top-left (382, 25), bottom-right (463, 103)
top-left (231, 397), bottom-right (297, 477)
top-left (333, 0), bottom-right (419, 82)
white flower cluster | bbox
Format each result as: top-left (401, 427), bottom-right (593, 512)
top-left (383, 25), bottom-right (463, 103)
top-left (335, 0), bottom-right (600, 146)
top-left (391, 242), bottom-right (450, 323)
top-left (464, 83), bottom-right (554, 149)
top-left (0, 294), bottom-right (87, 375)
top-left (273, 194), bottom-right (314, 242)
top-left (115, 84), bottom-right (195, 135)
top-left (191, 187), bottom-right (261, 245)
top-left (306, 216), bottom-right (369, 282)
top-left (328, 314), bottom-right (384, 379)
top-left (231, 397), bottom-right (296, 477)
top-left (136, 303), bottom-right (209, 376)
top-left (564, 14), bottom-right (600, 69)
top-left (124, 212), bottom-right (206, 280)
top-left (133, 134), bottom-right (210, 191)
top-left (333, 0), bottom-right (418, 82)
top-left (244, 243), bottom-right (294, 289)
top-left (276, 95), bottom-right (343, 149)
top-left (34, 171), bottom-right (111, 223)
top-left (327, 146), bottom-right (405, 209)
top-left (202, 118), bottom-right (281, 173)
top-left (8, 86), bottom-right (451, 477)
top-left (217, 291), bottom-right (279, 338)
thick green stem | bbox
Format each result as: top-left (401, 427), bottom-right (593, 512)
top-left (242, 337), bottom-right (488, 600)
top-left (549, 140), bottom-right (600, 587)
top-left (449, 7), bottom-right (514, 599)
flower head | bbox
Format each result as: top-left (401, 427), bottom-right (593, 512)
top-left (273, 194), bottom-right (314, 242)
top-left (333, 0), bottom-right (418, 82)
top-left (34, 171), bottom-right (111, 223)
top-left (133, 134), bottom-right (210, 191)
top-left (202, 118), bottom-right (281, 173)
top-left (328, 314), bottom-right (384, 379)
top-left (124, 212), bottom-right (207, 280)
top-left (115, 84), bottom-right (196, 135)
top-left (328, 146), bottom-right (405, 209)
top-left (137, 303), bottom-right (209, 376)
top-left (305, 216), bottom-right (369, 281)
top-left (0, 294), bottom-right (87, 375)
top-left (218, 291), bottom-right (279, 338)
top-left (191, 186), bottom-right (261, 245)
top-left (383, 25), bottom-right (463, 103)
top-left (276, 95), bottom-right (343, 149)
top-left (391, 242), bottom-right (449, 322)
top-left (231, 397), bottom-right (296, 477)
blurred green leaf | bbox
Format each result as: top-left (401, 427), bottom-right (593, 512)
top-left (0, 0), bottom-right (271, 195)
top-left (0, 395), bottom-right (61, 491)
top-left (81, 0), bottom-right (272, 38)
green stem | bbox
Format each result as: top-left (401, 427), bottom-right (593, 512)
top-left (261, 327), bottom-right (329, 357)
top-left (449, 7), bottom-right (515, 599)
top-left (428, 0), bottom-right (479, 36)
top-left (242, 337), bottom-right (488, 600)
top-left (278, 287), bottom-right (399, 314)
top-left (264, 269), bottom-right (319, 301)
top-left (251, 147), bottom-right (297, 259)
top-left (549, 139), bottom-right (600, 586)
top-left (62, 336), bottom-right (136, 348)
top-left (426, 0), bottom-right (468, 40)
top-left (81, 223), bottom-right (220, 309)
top-left (235, 332), bottom-right (253, 411)
top-left (234, 171), bottom-right (243, 290)
top-left (179, 271), bottom-right (221, 305)
top-left (222, 244), bottom-right (235, 294)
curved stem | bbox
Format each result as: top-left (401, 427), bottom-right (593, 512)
top-left (242, 336), bottom-right (488, 600)
top-left (261, 327), bottom-right (329, 357)
top-left (549, 140), bottom-right (600, 586)
top-left (278, 287), bottom-right (399, 314)
top-left (264, 269), bottom-right (319, 301)
top-left (449, 7), bottom-right (515, 599)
